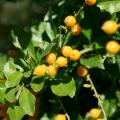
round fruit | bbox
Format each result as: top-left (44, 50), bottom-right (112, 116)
top-left (96, 119), bottom-right (104, 120)
top-left (101, 20), bottom-right (119, 35)
top-left (61, 46), bottom-right (72, 57)
top-left (71, 24), bottom-right (81, 35)
top-left (77, 65), bottom-right (88, 77)
top-left (64, 16), bottom-right (76, 27)
top-left (70, 49), bottom-right (80, 61)
top-left (56, 56), bottom-right (68, 67)
top-left (54, 114), bottom-right (66, 120)
top-left (46, 65), bottom-right (57, 76)
top-left (33, 65), bottom-right (47, 76)
top-left (46, 53), bottom-right (56, 65)
top-left (85, 0), bottom-right (96, 6)
top-left (88, 108), bottom-right (101, 119)
top-left (106, 40), bottom-right (120, 54)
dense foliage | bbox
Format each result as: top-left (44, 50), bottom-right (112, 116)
top-left (0, 0), bottom-right (120, 120)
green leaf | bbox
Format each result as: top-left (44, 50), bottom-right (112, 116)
top-left (5, 87), bottom-right (19, 103)
top-left (3, 61), bottom-right (16, 77)
top-left (97, 0), bottom-right (120, 14)
top-left (30, 77), bottom-right (44, 92)
top-left (39, 43), bottom-right (56, 61)
top-left (11, 31), bottom-right (22, 49)
top-left (19, 87), bottom-right (35, 116)
top-left (6, 71), bottom-right (23, 88)
top-left (7, 106), bottom-right (25, 120)
top-left (80, 55), bottom-right (104, 69)
top-left (27, 41), bottom-right (37, 62)
top-left (103, 99), bottom-right (117, 117)
top-left (0, 88), bottom-right (6, 103)
top-left (45, 22), bottom-right (56, 41)
top-left (116, 54), bottom-right (120, 70)
top-left (51, 78), bottom-right (76, 98)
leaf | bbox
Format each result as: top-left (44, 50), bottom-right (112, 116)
top-left (39, 43), bottom-right (56, 61)
top-left (97, 0), bottom-right (120, 14)
top-left (103, 99), bottom-right (117, 117)
top-left (3, 61), bottom-right (16, 77)
top-left (30, 77), bottom-right (44, 92)
top-left (19, 87), bottom-right (35, 116)
top-left (116, 54), bottom-right (120, 70)
top-left (51, 78), bottom-right (76, 98)
top-left (45, 22), bottom-right (56, 41)
top-left (27, 41), bottom-right (37, 62)
top-left (5, 87), bottom-right (19, 103)
top-left (83, 84), bottom-right (91, 88)
top-left (11, 30), bottom-right (22, 49)
top-left (5, 71), bottom-right (23, 88)
top-left (0, 88), bottom-right (6, 103)
top-left (7, 106), bottom-right (25, 120)
top-left (80, 55), bottom-right (104, 69)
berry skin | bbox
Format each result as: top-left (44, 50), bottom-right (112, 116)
top-left (69, 49), bottom-right (80, 61)
top-left (88, 108), bottom-right (101, 119)
top-left (77, 65), bottom-right (88, 77)
top-left (106, 41), bottom-right (120, 54)
top-left (61, 46), bottom-right (72, 57)
top-left (33, 65), bottom-right (47, 76)
top-left (64, 16), bottom-right (76, 27)
top-left (54, 114), bottom-right (66, 120)
top-left (101, 20), bottom-right (119, 35)
top-left (85, 0), bottom-right (96, 6)
top-left (71, 24), bottom-right (81, 35)
top-left (46, 65), bottom-right (57, 76)
top-left (46, 52), bottom-right (56, 65)
top-left (56, 56), bottom-right (68, 67)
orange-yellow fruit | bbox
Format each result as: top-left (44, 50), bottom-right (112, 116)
top-left (96, 119), bottom-right (104, 120)
top-left (46, 65), bottom-right (57, 76)
top-left (61, 46), bottom-right (72, 57)
top-left (64, 16), bottom-right (76, 27)
top-left (71, 24), bottom-right (81, 35)
top-left (106, 40), bottom-right (120, 54)
top-left (85, 0), bottom-right (96, 6)
top-left (46, 53), bottom-right (56, 65)
top-left (56, 56), bottom-right (68, 67)
top-left (77, 65), bottom-right (88, 77)
top-left (33, 65), bottom-right (47, 76)
top-left (101, 20), bottom-right (119, 35)
top-left (70, 49), bottom-right (80, 61)
top-left (88, 108), bottom-right (101, 119)
top-left (54, 114), bottom-right (66, 120)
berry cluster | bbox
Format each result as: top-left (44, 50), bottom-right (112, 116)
top-left (33, 46), bottom-right (81, 77)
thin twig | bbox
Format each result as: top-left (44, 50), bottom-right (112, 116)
top-left (57, 97), bottom-right (70, 120)
top-left (87, 75), bottom-right (108, 120)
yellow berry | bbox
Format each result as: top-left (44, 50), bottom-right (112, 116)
top-left (46, 65), bottom-right (57, 76)
top-left (70, 49), bottom-right (80, 61)
top-left (33, 65), bottom-right (47, 76)
top-left (56, 56), bottom-right (68, 67)
top-left (64, 16), bottom-right (76, 27)
top-left (102, 20), bottom-right (119, 35)
top-left (106, 40), bottom-right (120, 54)
top-left (61, 46), bottom-right (72, 57)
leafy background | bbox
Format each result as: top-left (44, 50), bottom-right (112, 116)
top-left (0, 0), bottom-right (120, 120)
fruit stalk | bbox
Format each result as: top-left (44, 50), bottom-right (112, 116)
top-left (87, 75), bottom-right (108, 120)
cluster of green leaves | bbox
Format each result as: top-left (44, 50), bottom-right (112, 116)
top-left (0, 0), bottom-right (120, 120)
